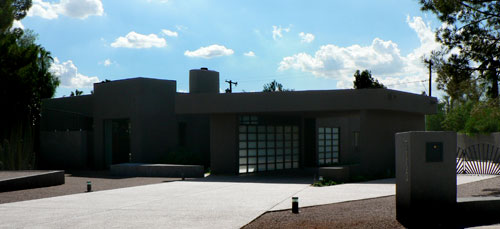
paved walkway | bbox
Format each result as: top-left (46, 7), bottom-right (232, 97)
top-left (0, 174), bottom-right (495, 228)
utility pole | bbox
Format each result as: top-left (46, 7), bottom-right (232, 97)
top-left (225, 80), bottom-right (237, 93)
top-left (425, 59), bottom-right (433, 97)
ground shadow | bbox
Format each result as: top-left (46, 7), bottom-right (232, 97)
top-left (472, 188), bottom-right (500, 197)
top-left (187, 169), bottom-right (396, 185)
top-left (66, 170), bottom-right (139, 180)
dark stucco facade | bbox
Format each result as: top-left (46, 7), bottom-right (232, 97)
top-left (176, 89), bottom-right (435, 176)
top-left (41, 76), bottom-right (211, 169)
top-left (40, 68), bottom-right (436, 178)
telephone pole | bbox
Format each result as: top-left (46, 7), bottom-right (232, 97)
top-left (425, 59), bottom-right (433, 97)
top-left (225, 80), bottom-right (237, 93)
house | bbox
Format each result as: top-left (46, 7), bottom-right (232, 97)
top-left (40, 68), bottom-right (437, 177)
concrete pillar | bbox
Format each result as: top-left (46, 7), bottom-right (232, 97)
top-left (395, 131), bottom-right (456, 226)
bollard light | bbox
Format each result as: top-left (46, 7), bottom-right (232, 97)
top-left (292, 197), bottom-right (299, 214)
top-left (319, 176), bottom-right (324, 181)
top-left (87, 181), bottom-right (92, 192)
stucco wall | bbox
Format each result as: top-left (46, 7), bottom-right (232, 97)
top-left (92, 78), bottom-right (177, 168)
top-left (315, 111), bottom-right (361, 165)
top-left (41, 95), bottom-right (93, 131)
top-left (40, 131), bottom-right (90, 169)
top-left (359, 110), bottom-right (425, 176)
top-left (457, 133), bottom-right (500, 149)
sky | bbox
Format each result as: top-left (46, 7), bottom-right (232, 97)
top-left (15, 0), bottom-right (445, 98)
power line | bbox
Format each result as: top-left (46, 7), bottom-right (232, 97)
top-left (384, 79), bottom-right (429, 87)
top-left (232, 72), bottom-right (432, 91)
top-left (235, 73), bottom-right (312, 83)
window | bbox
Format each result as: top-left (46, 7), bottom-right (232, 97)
top-left (353, 131), bottom-right (359, 150)
top-left (318, 127), bottom-right (339, 165)
top-left (238, 117), bottom-right (300, 174)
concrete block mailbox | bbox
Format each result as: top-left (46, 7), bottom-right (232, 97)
top-left (395, 131), bottom-right (457, 226)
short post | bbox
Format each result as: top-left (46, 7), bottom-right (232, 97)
top-left (87, 181), bottom-right (92, 192)
top-left (292, 197), bottom-right (299, 214)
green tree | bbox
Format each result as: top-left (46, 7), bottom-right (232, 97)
top-left (426, 101), bottom-right (446, 131)
top-left (262, 80), bottom-right (293, 92)
top-left (464, 99), bottom-right (500, 134)
top-left (420, 0), bottom-right (500, 99)
top-left (0, 0), bottom-right (59, 169)
top-left (353, 70), bottom-right (385, 89)
top-left (429, 52), bottom-right (485, 108)
top-left (70, 89), bottom-right (83, 96)
top-left (0, 0), bottom-right (31, 33)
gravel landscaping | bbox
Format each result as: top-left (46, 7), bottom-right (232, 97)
top-left (1, 171), bottom-right (499, 228)
top-left (0, 170), bottom-right (179, 204)
top-left (244, 176), bottom-right (500, 229)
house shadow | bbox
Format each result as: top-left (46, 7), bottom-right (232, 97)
top-left (65, 170), bottom-right (137, 180)
top-left (184, 169), bottom-right (396, 185)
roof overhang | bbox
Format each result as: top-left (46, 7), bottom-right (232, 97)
top-left (175, 89), bottom-right (437, 115)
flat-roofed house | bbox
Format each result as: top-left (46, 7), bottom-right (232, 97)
top-left (40, 68), bottom-right (437, 178)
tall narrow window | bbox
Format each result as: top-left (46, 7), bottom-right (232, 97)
top-left (318, 127), bottom-right (339, 165)
top-left (353, 131), bottom-right (359, 150)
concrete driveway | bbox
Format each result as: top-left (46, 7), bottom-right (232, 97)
top-left (0, 174), bottom-right (494, 228)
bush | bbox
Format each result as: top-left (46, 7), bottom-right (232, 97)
top-left (312, 179), bottom-right (339, 187)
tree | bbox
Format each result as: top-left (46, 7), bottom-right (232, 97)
top-left (428, 52), bottom-right (485, 108)
top-left (426, 101), bottom-right (446, 131)
top-left (262, 80), bottom-right (293, 92)
top-left (0, 0), bottom-right (59, 169)
top-left (353, 70), bottom-right (385, 89)
top-left (0, 0), bottom-right (32, 33)
top-left (420, 0), bottom-right (500, 99)
top-left (70, 89), bottom-right (83, 96)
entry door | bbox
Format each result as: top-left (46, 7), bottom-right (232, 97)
top-left (104, 119), bottom-right (131, 167)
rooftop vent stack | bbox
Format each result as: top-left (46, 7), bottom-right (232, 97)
top-left (189, 68), bottom-right (220, 94)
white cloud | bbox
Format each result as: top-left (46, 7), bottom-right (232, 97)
top-left (28, 0), bottom-right (59, 19)
top-left (279, 38), bottom-right (405, 77)
top-left (272, 25), bottom-right (291, 40)
top-left (12, 20), bottom-right (24, 30)
top-left (244, 51), bottom-right (256, 57)
top-left (299, 32), bottom-right (315, 43)
top-left (102, 59), bottom-right (112, 67)
top-left (175, 25), bottom-right (188, 31)
top-left (278, 16), bottom-right (442, 94)
top-left (111, 31), bottom-right (167, 49)
top-left (28, 0), bottom-right (103, 20)
top-left (162, 29), bottom-right (178, 37)
top-left (50, 57), bottom-right (100, 88)
top-left (184, 44), bottom-right (234, 59)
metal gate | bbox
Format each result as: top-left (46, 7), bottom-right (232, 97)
top-left (456, 143), bottom-right (500, 175)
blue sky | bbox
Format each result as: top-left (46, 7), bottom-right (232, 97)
top-left (17, 0), bottom-right (444, 97)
